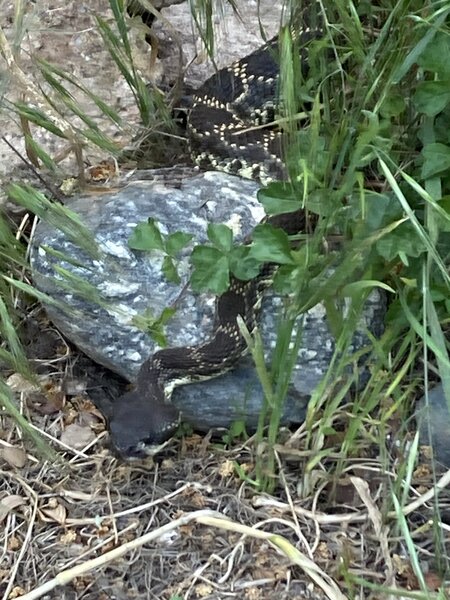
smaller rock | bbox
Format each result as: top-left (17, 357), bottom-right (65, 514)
top-left (417, 383), bottom-right (450, 468)
top-left (60, 424), bottom-right (96, 451)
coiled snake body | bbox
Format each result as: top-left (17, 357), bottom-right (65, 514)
top-left (110, 31), bottom-right (316, 459)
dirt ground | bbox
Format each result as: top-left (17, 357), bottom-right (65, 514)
top-left (0, 2), bottom-right (448, 599)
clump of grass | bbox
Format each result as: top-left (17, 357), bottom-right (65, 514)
top-left (0, 0), bottom-right (175, 450)
top-left (245, 0), bottom-right (450, 585)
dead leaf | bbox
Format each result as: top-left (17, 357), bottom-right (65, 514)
top-left (8, 585), bottom-right (26, 598)
top-left (413, 464), bottom-right (432, 479)
top-left (8, 536), bottom-right (21, 551)
top-left (189, 491), bottom-right (206, 509)
top-left (6, 373), bottom-right (40, 393)
top-left (60, 530), bottom-right (77, 545)
top-left (60, 177), bottom-right (77, 195)
top-left (393, 554), bottom-right (418, 589)
top-left (27, 391), bottom-right (63, 415)
top-left (315, 541), bottom-right (332, 561)
top-left (195, 583), bottom-right (213, 597)
top-left (40, 501), bottom-right (67, 525)
top-left (86, 160), bottom-right (117, 182)
top-left (0, 495), bottom-right (26, 522)
top-left (60, 424), bottom-right (96, 450)
top-left (351, 476), bottom-right (383, 536)
top-left (239, 462), bottom-right (254, 474)
top-left (77, 408), bottom-right (106, 432)
top-left (218, 459), bottom-right (234, 477)
top-left (62, 377), bottom-right (88, 396)
top-left (179, 523), bottom-right (195, 536)
top-left (244, 587), bottom-right (262, 600)
top-left (424, 571), bottom-right (443, 591)
top-left (161, 458), bottom-right (175, 470)
top-left (420, 445), bottom-right (433, 460)
top-left (27, 382), bottom-right (65, 415)
top-left (253, 563), bottom-right (286, 581)
top-left (0, 446), bottom-right (27, 468)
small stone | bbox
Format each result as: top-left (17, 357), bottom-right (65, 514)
top-left (417, 383), bottom-right (450, 468)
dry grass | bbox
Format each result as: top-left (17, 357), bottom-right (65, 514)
top-left (1, 348), bottom-right (448, 600)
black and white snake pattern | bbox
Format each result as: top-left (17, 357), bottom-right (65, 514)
top-left (109, 29), bottom-right (317, 459)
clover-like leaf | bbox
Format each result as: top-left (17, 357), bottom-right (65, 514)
top-left (207, 223), bottom-right (233, 253)
top-left (128, 217), bottom-right (164, 251)
top-left (258, 183), bottom-right (301, 215)
top-left (190, 246), bottom-right (230, 294)
top-left (162, 256), bottom-right (180, 284)
top-left (376, 223), bottom-right (426, 261)
top-left (380, 92), bottom-right (406, 118)
top-left (249, 224), bottom-right (295, 265)
top-left (421, 142), bottom-right (450, 179)
top-left (229, 246), bottom-right (262, 280)
top-left (418, 32), bottom-right (450, 78)
top-left (165, 231), bottom-right (193, 256)
top-left (414, 81), bottom-right (450, 117)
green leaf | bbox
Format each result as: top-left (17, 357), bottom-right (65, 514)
top-left (258, 183), bottom-right (301, 215)
top-left (207, 223), bottom-right (233, 252)
top-left (421, 142), bottom-right (450, 179)
top-left (414, 81), bottom-right (450, 117)
top-left (418, 32), bottom-right (450, 78)
top-left (227, 419), bottom-right (247, 440)
top-left (24, 136), bottom-right (58, 171)
top-left (376, 223), bottom-right (427, 261)
top-left (190, 246), bottom-right (230, 294)
top-left (249, 224), bottom-right (294, 265)
top-left (436, 197), bottom-right (450, 231)
top-left (229, 246), bottom-right (262, 280)
top-left (165, 231), bottom-right (193, 256)
top-left (305, 189), bottom-right (337, 217)
top-left (162, 256), bottom-right (180, 284)
top-left (128, 218), bottom-right (165, 251)
top-left (12, 102), bottom-right (66, 138)
top-left (380, 92), bottom-right (406, 118)
top-left (158, 306), bottom-right (177, 326)
top-left (272, 264), bottom-right (298, 295)
top-left (350, 192), bottom-right (403, 235)
top-left (147, 306), bottom-right (177, 348)
top-left (342, 280), bottom-right (395, 295)
top-left (132, 306), bottom-right (177, 347)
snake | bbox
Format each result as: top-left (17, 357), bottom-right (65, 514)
top-left (109, 29), bottom-right (318, 459)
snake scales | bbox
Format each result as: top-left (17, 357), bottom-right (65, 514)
top-left (109, 29), bottom-right (317, 459)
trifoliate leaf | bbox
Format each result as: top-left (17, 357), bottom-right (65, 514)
top-left (417, 32), bottom-right (450, 78)
top-left (414, 82), bottom-right (450, 117)
top-left (128, 217), bottom-right (164, 251)
top-left (376, 223), bottom-right (426, 260)
top-left (207, 223), bottom-right (233, 252)
top-left (229, 246), bottom-right (261, 280)
top-left (249, 224), bottom-right (294, 264)
top-left (258, 183), bottom-right (301, 215)
top-left (190, 246), bottom-right (230, 294)
top-left (165, 231), bottom-right (193, 256)
top-left (421, 142), bottom-right (450, 179)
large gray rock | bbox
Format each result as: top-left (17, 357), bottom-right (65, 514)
top-left (30, 169), bottom-right (385, 430)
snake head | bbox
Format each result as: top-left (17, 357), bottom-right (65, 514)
top-left (108, 390), bottom-right (181, 460)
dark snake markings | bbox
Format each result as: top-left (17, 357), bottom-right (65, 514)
top-left (109, 31), bottom-right (317, 459)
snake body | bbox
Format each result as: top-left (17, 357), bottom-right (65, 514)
top-left (109, 31), bottom-right (316, 459)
